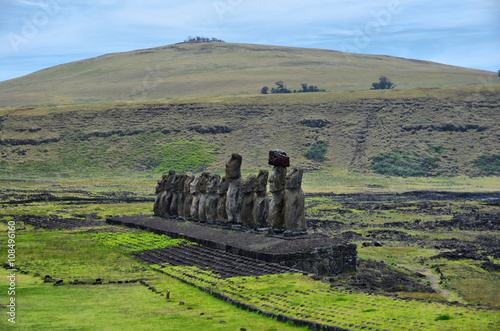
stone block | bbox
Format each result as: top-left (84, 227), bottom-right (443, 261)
top-left (268, 149), bottom-right (290, 167)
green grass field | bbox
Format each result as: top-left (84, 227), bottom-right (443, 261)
top-left (0, 178), bottom-right (499, 330)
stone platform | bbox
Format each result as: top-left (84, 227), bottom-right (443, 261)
top-left (106, 215), bottom-right (358, 276)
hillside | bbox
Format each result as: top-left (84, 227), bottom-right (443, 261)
top-left (0, 42), bottom-right (497, 107)
top-left (1, 85), bottom-right (499, 178)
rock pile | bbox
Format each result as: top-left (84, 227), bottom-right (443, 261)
top-left (154, 151), bottom-right (307, 231)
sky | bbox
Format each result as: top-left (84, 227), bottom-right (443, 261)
top-left (1, 0), bottom-right (499, 82)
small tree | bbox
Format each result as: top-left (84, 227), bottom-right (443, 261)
top-left (271, 81), bottom-right (292, 94)
top-left (260, 86), bottom-right (269, 94)
top-left (371, 76), bottom-right (395, 90)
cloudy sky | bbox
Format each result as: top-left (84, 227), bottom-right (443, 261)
top-left (1, 0), bottom-right (499, 82)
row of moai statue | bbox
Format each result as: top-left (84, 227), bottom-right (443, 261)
top-left (153, 150), bottom-right (306, 231)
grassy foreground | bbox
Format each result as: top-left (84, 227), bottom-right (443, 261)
top-left (0, 177), bottom-right (499, 329)
top-left (1, 221), bottom-right (498, 330)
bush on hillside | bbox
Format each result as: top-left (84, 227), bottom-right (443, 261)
top-left (304, 140), bottom-right (328, 162)
top-left (370, 149), bottom-right (440, 177)
top-left (184, 36), bottom-right (224, 43)
top-left (371, 76), bottom-right (395, 90)
top-left (299, 83), bottom-right (326, 93)
top-left (271, 81), bottom-right (292, 94)
top-left (261, 81), bottom-right (326, 94)
top-left (473, 153), bottom-right (500, 176)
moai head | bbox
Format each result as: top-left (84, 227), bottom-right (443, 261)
top-left (190, 176), bottom-right (201, 194)
top-left (176, 174), bottom-right (188, 191)
top-left (206, 174), bottom-right (220, 193)
top-left (269, 166), bottom-right (287, 192)
top-left (165, 170), bottom-right (176, 190)
top-left (198, 172), bottom-right (210, 193)
top-left (243, 175), bottom-right (257, 194)
top-left (217, 176), bottom-right (229, 195)
top-left (225, 153), bottom-right (242, 179)
top-left (255, 170), bottom-right (269, 193)
top-left (285, 167), bottom-right (303, 189)
top-left (184, 175), bottom-right (195, 193)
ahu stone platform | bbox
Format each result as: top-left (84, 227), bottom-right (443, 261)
top-left (106, 215), bottom-right (358, 276)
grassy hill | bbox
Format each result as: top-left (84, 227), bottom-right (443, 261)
top-left (1, 84), bottom-right (499, 179)
top-left (0, 42), bottom-right (497, 107)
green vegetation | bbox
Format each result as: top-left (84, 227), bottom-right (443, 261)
top-left (0, 84), bottom-right (498, 178)
top-left (0, 179), bottom-right (499, 329)
top-left (474, 153), bottom-right (500, 176)
top-left (262, 81), bottom-right (326, 94)
top-left (304, 140), bottom-right (328, 162)
top-left (150, 140), bottom-right (216, 173)
top-left (370, 149), bottom-right (440, 177)
top-left (92, 231), bottom-right (196, 253)
top-left (270, 80), bottom-right (292, 94)
top-left (371, 76), bottom-right (395, 90)
top-left (183, 36), bottom-right (224, 43)
top-left (0, 227), bottom-right (300, 330)
top-left (435, 314), bottom-right (453, 321)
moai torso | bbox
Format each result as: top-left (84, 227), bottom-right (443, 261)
top-left (253, 170), bottom-right (269, 227)
top-left (190, 176), bottom-right (201, 220)
top-left (153, 174), bottom-right (169, 216)
top-left (241, 174), bottom-right (257, 226)
top-left (198, 172), bottom-right (210, 221)
top-left (174, 174), bottom-right (187, 218)
top-left (183, 175), bottom-right (195, 219)
top-left (161, 170), bottom-right (176, 216)
top-left (285, 167), bottom-right (306, 231)
top-left (268, 166), bottom-right (287, 228)
top-left (170, 174), bottom-right (182, 216)
top-left (217, 177), bottom-right (229, 222)
top-left (225, 153), bottom-right (243, 223)
top-left (205, 174), bottom-right (220, 221)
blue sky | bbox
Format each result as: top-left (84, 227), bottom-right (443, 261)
top-left (1, 0), bottom-right (499, 82)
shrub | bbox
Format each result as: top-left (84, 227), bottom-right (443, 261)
top-left (371, 76), bottom-right (395, 90)
top-left (435, 314), bottom-right (453, 321)
top-left (473, 153), bottom-right (500, 175)
top-left (270, 81), bottom-right (292, 94)
top-left (370, 149), bottom-right (440, 177)
top-left (304, 140), bottom-right (328, 162)
top-left (299, 83), bottom-right (326, 93)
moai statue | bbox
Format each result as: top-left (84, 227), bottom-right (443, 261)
top-left (284, 167), bottom-right (306, 231)
top-left (205, 174), bottom-right (220, 221)
top-left (268, 150), bottom-right (289, 228)
top-left (197, 172), bottom-right (210, 221)
top-left (241, 174), bottom-right (257, 226)
top-left (253, 170), bottom-right (269, 227)
top-left (183, 175), bottom-right (195, 219)
top-left (225, 153), bottom-right (243, 223)
top-left (216, 177), bottom-right (229, 222)
top-left (169, 174), bottom-right (182, 217)
top-left (154, 174), bottom-right (168, 216)
top-left (161, 170), bottom-right (176, 216)
top-left (174, 174), bottom-right (188, 218)
top-left (189, 176), bottom-right (201, 220)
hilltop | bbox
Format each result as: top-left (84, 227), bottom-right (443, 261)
top-left (0, 42), bottom-right (497, 106)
